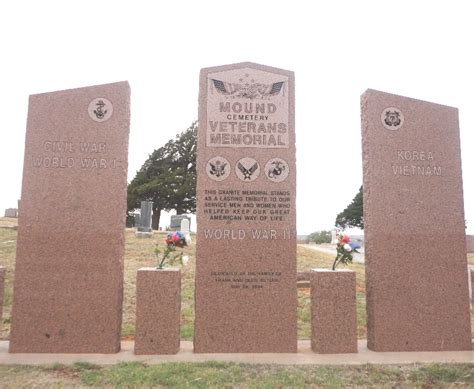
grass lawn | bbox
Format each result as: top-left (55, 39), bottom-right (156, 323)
top-left (0, 362), bottom-right (472, 387)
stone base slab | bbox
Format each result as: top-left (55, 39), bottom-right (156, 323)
top-left (135, 232), bottom-right (153, 239)
top-left (0, 340), bottom-right (472, 365)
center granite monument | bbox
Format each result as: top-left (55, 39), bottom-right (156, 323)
top-left (194, 62), bottom-right (297, 353)
top-left (361, 89), bottom-right (471, 351)
top-left (10, 82), bottom-right (130, 353)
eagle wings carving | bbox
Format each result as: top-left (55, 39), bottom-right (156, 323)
top-left (211, 79), bottom-right (285, 99)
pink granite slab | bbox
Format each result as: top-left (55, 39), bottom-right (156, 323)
top-left (194, 62), bottom-right (297, 352)
top-left (361, 89), bottom-right (471, 351)
top-left (9, 82), bottom-right (130, 353)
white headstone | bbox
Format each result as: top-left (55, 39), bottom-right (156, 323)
top-left (181, 218), bottom-right (191, 244)
top-left (181, 218), bottom-right (190, 233)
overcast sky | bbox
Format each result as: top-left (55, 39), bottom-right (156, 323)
top-left (1, 1), bottom-right (473, 234)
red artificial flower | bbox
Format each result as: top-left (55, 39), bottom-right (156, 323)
top-left (341, 235), bottom-right (350, 244)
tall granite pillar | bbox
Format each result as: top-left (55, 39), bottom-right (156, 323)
top-left (10, 82), bottom-right (130, 353)
top-left (361, 89), bottom-right (471, 351)
top-left (194, 62), bottom-right (297, 353)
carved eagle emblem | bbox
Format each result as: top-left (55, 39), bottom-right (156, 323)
top-left (209, 160), bottom-right (227, 178)
top-left (211, 79), bottom-right (285, 99)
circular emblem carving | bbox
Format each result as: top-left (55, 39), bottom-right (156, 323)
top-left (235, 157), bottom-right (260, 182)
top-left (381, 107), bottom-right (404, 130)
top-left (88, 98), bottom-right (113, 122)
top-left (206, 156), bottom-right (230, 182)
top-left (265, 158), bottom-right (289, 183)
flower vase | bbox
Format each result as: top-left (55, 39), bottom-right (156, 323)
top-left (134, 267), bottom-right (181, 354)
top-left (310, 269), bottom-right (357, 353)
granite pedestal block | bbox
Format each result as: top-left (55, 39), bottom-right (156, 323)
top-left (134, 268), bottom-right (181, 355)
top-left (311, 269), bottom-right (357, 354)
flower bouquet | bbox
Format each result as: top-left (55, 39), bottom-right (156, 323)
top-left (155, 231), bottom-right (189, 269)
top-left (331, 232), bottom-right (360, 270)
top-left (165, 231), bottom-right (187, 248)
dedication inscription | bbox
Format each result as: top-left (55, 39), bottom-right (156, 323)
top-left (361, 89), bottom-right (471, 351)
top-left (10, 82), bottom-right (130, 353)
top-left (194, 62), bottom-right (297, 353)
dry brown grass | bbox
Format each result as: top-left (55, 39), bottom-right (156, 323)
top-left (468, 253), bottom-right (474, 265)
top-left (0, 217), bottom-right (18, 228)
top-left (122, 229), bottom-right (195, 339)
top-left (296, 245), bottom-right (367, 338)
top-left (1, 217), bottom-right (473, 342)
top-left (0, 364), bottom-right (86, 388)
top-left (0, 224), bottom-right (16, 339)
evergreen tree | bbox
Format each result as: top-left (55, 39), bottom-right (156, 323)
top-left (335, 186), bottom-right (364, 229)
top-left (127, 121), bottom-right (197, 230)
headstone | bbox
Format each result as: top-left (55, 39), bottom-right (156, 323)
top-left (133, 213), bottom-right (141, 227)
top-left (361, 89), bottom-right (471, 351)
top-left (136, 201), bottom-right (152, 232)
top-left (181, 218), bottom-right (192, 244)
top-left (135, 201), bottom-right (153, 238)
top-left (4, 208), bottom-right (18, 218)
top-left (469, 266), bottom-right (474, 301)
top-left (194, 62), bottom-right (297, 352)
top-left (169, 214), bottom-right (191, 231)
top-left (10, 82), bottom-right (130, 353)
top-left (180, 218), bottom-right (190, 233)
top-left (125, 215), bottom-right (134, 228)
top-left (466, 235), bottom-right (474, 253)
